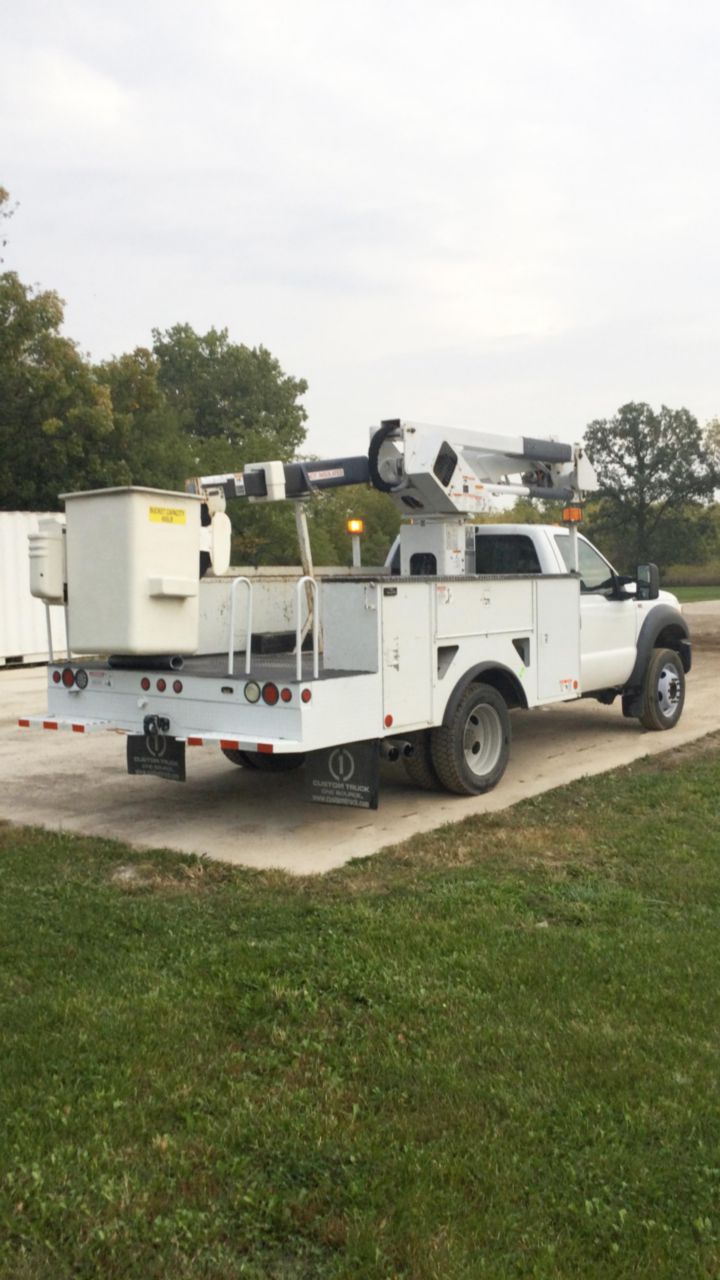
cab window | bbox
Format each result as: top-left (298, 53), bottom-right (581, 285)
top-left (554, 535), bottom-right (614, 593)
top-left (475, 534), bottom-right (541, 575)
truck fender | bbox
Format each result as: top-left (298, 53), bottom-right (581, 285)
top-left (441, 662), bottom-right (528, 726)
top-left (622, 605), bottom-right (691, 717)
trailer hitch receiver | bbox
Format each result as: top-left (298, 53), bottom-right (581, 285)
top-left (144, 714), bottom-right (170, 736)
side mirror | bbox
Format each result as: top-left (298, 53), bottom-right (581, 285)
top-left (636, 563), bottom-right (659, 601)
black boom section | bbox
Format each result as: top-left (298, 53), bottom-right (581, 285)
top-left (219, 456), bottom-right (371, 501)
top-left (520, 437), bottom-right (573, 464)
top-left (283, 456), bottom-right (370, 496)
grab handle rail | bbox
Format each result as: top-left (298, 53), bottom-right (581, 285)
top-left (228, 576), bottom-right (253, 677)
top-left (295, 576), bottom-right (319, 682)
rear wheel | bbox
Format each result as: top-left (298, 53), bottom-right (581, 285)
top-left (221, 747), bottom-right (306, 771)
top-left (638, 647), bottom-right (685, 730)
top-left (403, 731), bottom-right (441, 790)
top-left (431, 683), bottom-right (510, 795)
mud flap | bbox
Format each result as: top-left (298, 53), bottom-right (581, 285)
top-left (306, 740), bottom-right (380, 809)
top-left (127, 734), bottom-right (186, 782)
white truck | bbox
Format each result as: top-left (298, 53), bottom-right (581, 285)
top-left (21, 420), bottom-right (691, 809)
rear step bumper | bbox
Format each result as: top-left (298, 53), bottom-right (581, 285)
top-left (18, 716), bottom-right (303, 753)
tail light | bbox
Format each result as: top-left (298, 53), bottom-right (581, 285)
top-left (61, 668), bottom-right (75, 688)
top-left (301, 688), bottom-right (312, 703)
top-left (173, 679), bottom-right (183, 694)
top-left (140, 677), bottom-right (151, 691)
top-left (280, 687), bottom-right (292, 702)
top-left (52, 670), bottom-right (61, 685)
top-left (156, 678), bottom-right (167, 692)
top-left (262, 682), bottom-right (279, 705)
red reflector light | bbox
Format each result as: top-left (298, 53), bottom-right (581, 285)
top-left (384, 714), bottom-right (393, 727)
top-left (262, 682), bottom-right (279, 705)
top-left (157, 678), bottom-right (167, 692)
top-left (173, 679), bottom-right (183, 694)
top-left (61, 668), bottom-right (75, 688)
top-left (301, 688), bottom-right (311, 703)
top-left (141, 677), bottom-right (151, 691)
top-left (257, 743), bottom-right (274, 754)
top-left (52, 670), bottom-right (61, 685)
top-left (280, 687), bottom-right (292, 702)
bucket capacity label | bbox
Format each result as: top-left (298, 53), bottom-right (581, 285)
top-left (149, 505), bottom-right (186, 525)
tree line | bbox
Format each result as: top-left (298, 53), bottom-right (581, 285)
top-left (1, 186), bottom-right (718, 572)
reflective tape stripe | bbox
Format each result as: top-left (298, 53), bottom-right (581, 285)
top-left (18, 719), bottom-right (30, 728)
top-left (43, 721), bottom-right (58, 730)
top-left (71, 724), bottom-right (85, 734)
top-left (187, 737), bottom-right (204, 746)
top-left (220, 739), bottom-right (239, 750)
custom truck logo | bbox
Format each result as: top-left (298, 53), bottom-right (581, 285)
top-left (328, 747), bottom-right (355, 783)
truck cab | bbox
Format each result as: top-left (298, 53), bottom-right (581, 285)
top-left (472, 523), bottom-right (686, 697)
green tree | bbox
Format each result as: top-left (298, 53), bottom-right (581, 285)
top-left (584, 402), bottom-right (717, 570)
top-left (152, 324), bottom-right (308, 472)
top-left (95, 348), bottom-right (192, 490)
top-left (0, 186), bottom-right (16, 263)
top-left (307, 484), bottom-right (402, 566)
top-left (152, 324), bottom-right (309, 563)
top-left (0, 273), bottom-right (121, 509)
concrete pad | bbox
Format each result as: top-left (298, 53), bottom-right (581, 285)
top-left (1, 624), bottom-right (718, 874)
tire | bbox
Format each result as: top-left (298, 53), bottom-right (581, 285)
top-left (221, 747), bottom-right (305, 771)
top-left (638, 647), bottom-right (685, 731)
top-left (430, 683), bottom-right (511, 795)
top-left (403, 731), bottom-right (441, 790)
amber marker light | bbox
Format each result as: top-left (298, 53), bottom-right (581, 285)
top-left (346, 518), bottom-right (365, 535)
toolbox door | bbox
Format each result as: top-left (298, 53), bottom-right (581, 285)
top-left (535, 578), bottom-right (581, 702)
top-left (381, 584), bottom-right (433, 729)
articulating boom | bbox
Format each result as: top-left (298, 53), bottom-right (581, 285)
top-left (187, 419), bottom-right (597, 518)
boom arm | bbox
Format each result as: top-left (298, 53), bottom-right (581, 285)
top-left (187, 419), bottom-right (597, 516)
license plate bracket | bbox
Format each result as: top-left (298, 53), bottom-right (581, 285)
top-left (127, 734), bottom-right (186, 782)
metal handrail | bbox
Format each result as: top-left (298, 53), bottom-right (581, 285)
top-left (295, 576), bottom-right (319, 681)
top-left (228, 576), bottom-right (253, 676)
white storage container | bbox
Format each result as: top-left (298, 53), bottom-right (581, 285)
top-left (62, 487), bottom-right (202, 656)
top-left (0, 512), bottom-right (68, 665)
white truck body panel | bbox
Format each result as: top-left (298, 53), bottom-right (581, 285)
top-left (0, 512), bottom-right (68, 665)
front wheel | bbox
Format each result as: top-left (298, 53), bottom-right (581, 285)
top-left (638, 647), bottom-right (685, 731)
top-left (430, 683), bottom-right (510, 795)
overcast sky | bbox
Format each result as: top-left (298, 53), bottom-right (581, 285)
top-left (4, 0), bottom-right (719, 458)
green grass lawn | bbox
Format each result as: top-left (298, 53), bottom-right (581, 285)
top-left (665, 584), bottom-right (720, 602)
top-left (2, 738), bottom-right (720, 1279)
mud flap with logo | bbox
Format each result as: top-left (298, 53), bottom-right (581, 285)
top-left (127, 734), bottom-right (186, 782)
top-left (306, 740), bottom-right (379, 809)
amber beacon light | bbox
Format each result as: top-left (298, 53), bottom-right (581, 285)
top-left (346, 517), bottom-right (365, 568)
top-left (562, 506), bottom-right (584, 524)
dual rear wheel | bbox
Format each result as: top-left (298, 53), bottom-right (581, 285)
top-left (405, 683), bottom-right (511, 797)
